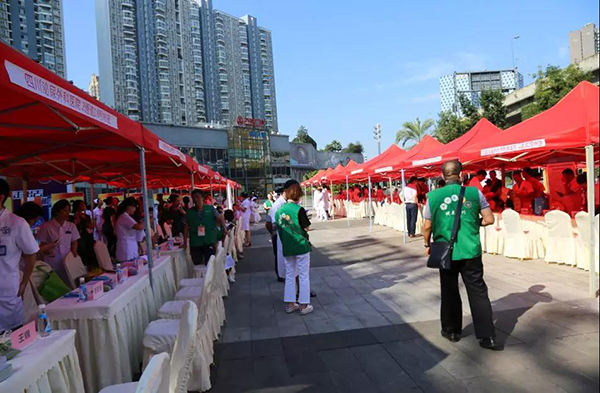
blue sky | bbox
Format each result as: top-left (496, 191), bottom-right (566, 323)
top-left (64, 0), bottom-right (599, 159)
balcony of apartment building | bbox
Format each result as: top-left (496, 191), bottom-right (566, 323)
top-left (155, 0), bottom-right (167, 12)
top-left (158, 60), bottom-right (169, 69)
top-left (156, 46), bottom-right (168, 57)
top-left (121, 0), bottom-right (134, 9)
top-left (122, 17), bottom-right (134, 29)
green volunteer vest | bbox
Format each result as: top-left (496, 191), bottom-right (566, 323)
top-left (428, 184), bottom-right (482, 260)
top-left (265, 200), bottom-right (273, 208)
top-left (275, 202), bottom-right (312, 257)
top-left (186, 205), bottom-right (218, 247)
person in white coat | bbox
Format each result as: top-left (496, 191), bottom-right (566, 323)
top-left (322, 186), bottom-right (331, 220)
top-left (240, 193), bottom-right (252, 247)
top-left (313, 187), bottom-right (321, 217)
top-left (0, 179), bottom-right (39, 332)
top-left (115, 197), bottom-right (146, 262)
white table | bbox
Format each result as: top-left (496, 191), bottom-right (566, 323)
top-left (160, 247), bottom-right (192, 288)
top-left (0, 330), bottom-right (84, 393)
top-left (45, 255), bottom-right (177, 393)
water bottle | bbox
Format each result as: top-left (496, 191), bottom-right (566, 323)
top-left (153, 244), bottom-right (160, 260)
top-left (37, 305), bottom-right (51, 337)
top-left (78, 277), bottom-right (87, 302)
top-left (116, 263), bottom-right (123, 284)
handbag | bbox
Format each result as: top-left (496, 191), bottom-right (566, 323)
top-left (427, 186), bottom-right (466, 270)
top-left (36, 265), bottom-right (71, 302)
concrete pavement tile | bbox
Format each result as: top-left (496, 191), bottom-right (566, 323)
top-left (328, 371), bottom-right (379, 393)
top-left (339, 328), bottom-right (378, 347)
top-left (217, 341), bottom-right (252, 360)
top-left (352, 344), bottom-right (421, 392)
top-left (333, 286), bottom-right (359, 297)
top-left (305, 318), bottom-right (338, 334)
top-left (286, 372), bottom-right (336, 393)
top-left (319, 348), bottom-right (362, 375)
top-left (310, 331), bottom-right (346, 351)
top-left (414, 337), bottom-right (488, 380)
top-left (252, 338), bottom-right (284, 358)
top-left (252, 325), bottom-right (280, 341)
top-left (222, 326), bottom-right (252, 343)
top-left (253, 355), bottom-right (292, 388)
top-left (278, 317), bottom-right (309, 337)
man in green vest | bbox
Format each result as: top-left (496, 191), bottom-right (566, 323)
top-left (423, 160), bottom-right (502, 351)
top-left (183, 189), bottom-right (226, 265)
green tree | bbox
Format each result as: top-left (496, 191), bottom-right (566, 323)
top-left (343, 141), bottom-right (364, 154)
top-left (521, 64), bottom-right (593, 120)
top-left (457, 93), bottom-right (481, 130)
top-left (480, 89), bottom-right (509, 129)
top-left (323, 140), bottom-right (343, 152)
top-left (395, 117), bottom-right (435, 148)
top-left (434, 111), bottom-right (470, 143)
top-left (303, 169), bottom-right (319, 181)
top-left (292, 125), bottom-right (317, 149)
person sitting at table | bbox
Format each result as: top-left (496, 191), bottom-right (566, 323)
top-left (0, 180), bottom-right (39, 333)
top-left (524, 167), bottom-right (546, 198)
top-left (375, 185), bottom-right (385, 203)
top-left (38, 199), bottom-right (80, 285)
top-left (70, 200), bottom-right (98, 268)
top-left (556, 168), bottom-right (583, 214)
top-left (469, 170), bottom-right (486, 191)
top-left (115, 197), bottom-right (146, 263)
top-left (392, 188), bottom-right (401, 204)
top-left (516, 170), bottom-right (537, 213)
top-left (102, 197), bottom-right (118, 257)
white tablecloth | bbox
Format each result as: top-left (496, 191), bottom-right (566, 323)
top-left (160, 247), bottom-right (192, 288)
top-left (0, 330), bottom-right (84, 393)
top-left (45, 255), bottom-right (177, 393)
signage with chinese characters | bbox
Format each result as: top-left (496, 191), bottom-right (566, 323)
top-left (480, 139), bottom-right (546, 157)
top-left (158, 140), bottom-right (187, 162)
top-left (12, 321), bottom-right (36, 350)
top-left (235, 116), bottom-right (266, 129)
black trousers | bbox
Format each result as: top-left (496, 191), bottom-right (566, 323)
top-left (190, 245), bottom-right (215, 266)
top-left (440, 256), bottom-right (496, 339)
top-left (272, 233), bottom-right (282, 279)
top-left (405, 203), bottom-right (418, 236)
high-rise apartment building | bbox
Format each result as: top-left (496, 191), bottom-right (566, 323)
top-left (0, 0), bottom-right (66, 77)
top-left (95, 0), bottom-right (278, 133)
top-left (440, 69), bottom-right (524, 114)
top-left (569, 23), bottom-right (599, 64)
top-left (88, 73), bottom-right (100, 100)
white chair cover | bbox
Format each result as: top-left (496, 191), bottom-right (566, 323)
top-left (180, 278), bottom-right (205, 287)
top-left (95, 241), bottom-right (114, 271)
top-left (63, 252), bottom-right (88, 288)
top-left (175, 286), bottom-right (203, 304)
top-left (170, 302), bottom-right (198, 393)
top-left (99, 352), bottom-right (170, 393)
top-left (502, 209), bottom-right (544, 260)
top-left (484, 223), bottom-right (505, 255)
top-left (575, 212), bottom-right (600, 272)
top-left (544, 210), bottom-right (577, 265)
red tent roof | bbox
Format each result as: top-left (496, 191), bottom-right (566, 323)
top-left (407, 118), bottom-right (503, 172)
top-left (369, 136), bottom-right (444, 179)
top-left (322, 163), bottom-right (344, 181)
top-left (460, 81), bottom-right (599, 167)
top-left (348, 144), bottom-right (405, 181)
top-left (329, 160), bottom-right (360, 182)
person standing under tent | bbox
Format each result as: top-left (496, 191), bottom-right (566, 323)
top-left (183, 190), bottom-right (226, 266)
top-left (38, 199), bottom-right (80, 286)
top-left (93, 198), bottom-right (104, 242)
top-left (392, 188), bottom-right (401, 204)
top-left (313, 187), bottom-right (322, 218)
top-left (102, 197), bottom-right (118, 257)
top-left (115, 197), bottom-right (145, 263)
top-left (403, 177), bottom-right (419, 238)
top-left (376, 185), bottom-right (385, 204)
top-left (322, 186), bottom-right (331, 220)
top-left (71, 200), bottom-right (97, 268)
top-left (240, 192), bottom-right (252, 247)
top-left (556, 168), bottom-right (583, 214)
top-left (0, 179), bottom-right (39, 332)
top-left (469, 170), bottom-right (486, 191)
top-left (167, 194), bottom-right (186, 238)
top-left (518, 168), bottom-right (540, 213)
top-left (276, 183), bottom-right (314, 315)
top-left (423, 160), bottom-right (501, 351)
top-left (267, 186), bottom-right (287, 282)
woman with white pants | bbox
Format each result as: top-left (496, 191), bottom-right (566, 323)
top-left (275, 183), bottom-right (313, 315)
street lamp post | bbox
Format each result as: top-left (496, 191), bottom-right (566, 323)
top-left (373, 124), bottom-right (382, 155)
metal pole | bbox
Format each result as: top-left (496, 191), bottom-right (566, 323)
top-left (346, 175), bottom-right (350, 228)
top-left (139, 148), bottom-right (154, 289)
top-left (585, 145), bottom-right (597, 297)
top-left (368, 176), bottom-right (373, 233)
top-left (330, 180), bottom-right (334, 220)
top-left (226, 183), bottom-right (233, 209)
top-left (401, 169), bottom-right (407, 244)
top-left (21, 179), bottom-right (28, 204)
top-left (191, 172), bottom-right (195, 191)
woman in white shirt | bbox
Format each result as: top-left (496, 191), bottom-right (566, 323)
top-left (115, 197), bottom-right (145, 262)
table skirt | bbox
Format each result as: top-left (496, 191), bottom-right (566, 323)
top-left (22, 346), bottom-right (84, 393)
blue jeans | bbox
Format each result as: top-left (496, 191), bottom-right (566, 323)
top-left (405, 203), bottom-right (418, 236)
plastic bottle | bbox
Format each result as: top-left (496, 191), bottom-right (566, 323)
top-left (78, 277), bottom-right (87, 302)
top-left (116, 263), bottom-right (123, 284)
top-left (37, 305), bottom-right (51, 337)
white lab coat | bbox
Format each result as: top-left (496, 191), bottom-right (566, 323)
top-left (115, 213), bottom-right (139, 262)
top-left (0, 208), bottom-right (39, 331)
top-left (38, 218), bottom-right (80, 284)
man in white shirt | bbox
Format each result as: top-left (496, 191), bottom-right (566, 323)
top-left (240, 193), bottom-right (252, 246)
top-left (322, 186), bottom-right (331, 220)
top-left (266, 187), bottom-right (287, 281)
top-left (93, 198), bottom-right (104, 242)
top-left (0, 179), bottom-right (39, 332)
top-left (403, 177), bottom-right (419, 237)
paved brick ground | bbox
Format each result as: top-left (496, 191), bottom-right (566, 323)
top-left (208, 218), bottom-right (599, 392)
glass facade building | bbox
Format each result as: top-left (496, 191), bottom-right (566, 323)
top-left (228, 126), bottom-right (272, 194)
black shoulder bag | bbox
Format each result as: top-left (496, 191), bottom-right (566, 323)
top-left (427, 186), bottom-right (466, 270)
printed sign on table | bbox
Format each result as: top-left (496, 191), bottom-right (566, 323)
top-left (11, 321), bottom-right (36, 350)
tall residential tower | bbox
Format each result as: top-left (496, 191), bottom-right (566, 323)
top-left (569, 23), bottom-right (599, 64)
top-left (95, 0), bottom-right (278, 133)
top-left (0, 0), bottom-right (66, 77)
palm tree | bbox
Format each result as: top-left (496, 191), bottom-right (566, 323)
top-left (395, 118), bottom-right (435, 148)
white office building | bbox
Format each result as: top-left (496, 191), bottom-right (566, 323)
top-left (0, 0), bottom-right (66, 77)
top-left (440, 69), bottom-right (524, 115)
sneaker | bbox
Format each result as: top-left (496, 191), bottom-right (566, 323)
top-left (299, 305), bottom-right (314, 315)
top-left (228, 275), bottom-right (236, 283)
top-left (285, 304), bottom-right (300, 314)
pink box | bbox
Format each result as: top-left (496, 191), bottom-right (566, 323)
top-left (87, 280), bottom-right (105, 301)
top-left (12, 321), bottom-right (36, 350)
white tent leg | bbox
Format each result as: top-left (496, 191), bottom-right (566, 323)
top-left (585, 145), bottom-right (597, 297)
top-left (139, 148), bottom-right (154, 289)
top-left (401, 169), bottom-right (407, 244)
top-left (368, 176), bottom-right (373, 233)
top-left (346, 175), bottom-right (350, 228)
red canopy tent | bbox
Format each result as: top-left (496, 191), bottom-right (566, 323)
top-left (460, 81), bottom-right (599, 167)
top-left (329, 160), bottom-right (360, 183)
top-left (347, 144), bottom-right (405, 182)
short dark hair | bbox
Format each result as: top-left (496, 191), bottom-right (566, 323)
top-left (408, 176), bottom-right (418, 184)
top-left (437, 179), bottom-right (446, 188)
top-left (191, 189), bottom-right (203, 197)
top-left (224, 209), bottom-right (234, 222)
top-left (72, 199), bottom-right (85, 213)
top-left (17, 202), bottom-right (43, 222)
top-left (105, 197), bottom-right (113, 205)
top-left (51, 199), bottom-right (70, 218)
top-left (168, 194), bottom-right (179, 203)
top-left (576, 173), bottom-right (587, 185)
top-left (284, 179), bottom-right (299, 190)
top-left (523, 167), bottom-right (536, 177)
top-left (182, 196), bottom-right (190, 203)
top-left (477, 169), bottom-right (487, 177)
top-left (0, 178), bottom-right (9, 205)
top-left (562, 168), bottom-right (575, 176)
top-left (117, 197), bottom-right (138, 218)
top-left (241, 192), bottom-right (248, 198)
top-left (286, 184), bottom-right (304, 201)
top-left (441, 160), bottom-right (463, 178)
